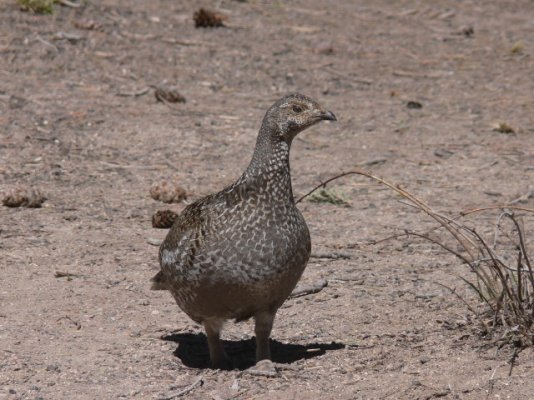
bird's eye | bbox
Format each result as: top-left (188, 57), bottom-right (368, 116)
top-left (292, 105), bottom-right (304, 113)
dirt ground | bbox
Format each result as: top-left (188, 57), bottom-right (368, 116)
top-left (1, 0), bottom-right (534, 399)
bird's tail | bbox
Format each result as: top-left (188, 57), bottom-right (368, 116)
top-left (150, 271), bottom-right (168, 290)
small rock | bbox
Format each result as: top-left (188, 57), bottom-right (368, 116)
top-left (46, 364), bottom-right (61, 372)
top-left (147, 237), bottom-right (163, 246)
top-left (247, 359), bottom-right (279, 377)
top-left (314, 43), bottom-right (335, 55)
top-left (459, 26), bottom-right (474, 37)
top-left (434, 148), bottom-right (454, 159)
top-left (230, 379), bottom-right (239, 391)
top-left (9, 95), bottom-right (27, 109)
top-left (406, 101), bottom-right (423, 109)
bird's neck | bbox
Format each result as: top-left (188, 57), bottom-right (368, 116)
top-left (241, 123), bottom-right (294, 202)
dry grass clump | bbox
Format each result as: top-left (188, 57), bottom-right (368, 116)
top-left (300, 170), bottom-right (534, 354)
top-left (18, 0), bottom-right (56, 14)
top-left (308, 187), bottom-right (350, 206)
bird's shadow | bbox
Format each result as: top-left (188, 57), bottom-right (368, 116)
top-left (161, 332), bottom-right (345, 370)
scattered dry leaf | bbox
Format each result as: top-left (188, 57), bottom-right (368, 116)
top-left (308, 187), bottom-right (350, 207)
top-left (18, 0), bottom-right (54, 14)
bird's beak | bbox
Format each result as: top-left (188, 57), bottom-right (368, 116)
top-left (319, 110), bottom-right (337, 121)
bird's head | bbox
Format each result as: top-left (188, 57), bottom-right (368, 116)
top-left (264, 93), bottom-right (337, 142)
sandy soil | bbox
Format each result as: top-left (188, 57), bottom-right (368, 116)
top-left (1, 0), bottom-right (534, 399)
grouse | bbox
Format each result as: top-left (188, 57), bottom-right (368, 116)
top-left (151, 93), bottom-right (337, 368)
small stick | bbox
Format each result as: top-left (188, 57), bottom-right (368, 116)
top-left (57, 316), bottom-right (81, 330)
top-left (508, 348), bottom-right (520, 376)
top-left (54, 271), bottom-right (79, 278)
top-left (35, 35), bottom-right (58, 52)
top-left (310, 252), bottom-right (351, 260)
top-left (289, 279), bottom-right (328, 298)
top-left (296, 171), bottom-right (358, 204)
top-left (159, 376), bottom-right (203, 400)
top-left (297, 169), bottom-right (477, 260)
top-left (392, 69), bottom-right (452, 79)
top-left (509, 190), bottom-right (534, 205)
top-left (57, 0), bottom-right (81, 8)
top-left (117, 87), bottom-right (150, 97)
top-left (161, 38), bottom-right (208, 46)
top-left (324, 67), bottom-right (372, 85)
top-left (485, 367), bottom-right (497, 400)
top-left (246, 368), bottom-right (278, 377)
top-left (461, 205), bottom-right (534, 216)
top-left (433, 281), bottom-right (484, 323)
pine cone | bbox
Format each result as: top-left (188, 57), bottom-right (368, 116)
top-left (154, 86), bottom-right (186, 103)
top-left (193, 8), bottom-right (225, 28)
top-left (152, 210), bottom-right (179, 229)
top-left (2, 187), bottom-right (46, 208)
top-left (150, 181), bottom-right (187, 204)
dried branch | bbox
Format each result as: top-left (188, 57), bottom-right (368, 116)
top-left (158, 376), bottom-right (203, 400)
top-left (289, 279), bottom-right (328, 298)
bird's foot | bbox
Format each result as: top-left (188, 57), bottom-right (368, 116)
top-left (211, 356), bottom-right (233, 371)
top-left (246, 359), bottom-right (279, 377)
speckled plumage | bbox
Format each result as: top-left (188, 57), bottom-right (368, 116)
top-left (152, 93), bottom-right (336, 368)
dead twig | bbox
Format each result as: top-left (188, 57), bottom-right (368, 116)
top-left (508, 347), bottom-right (521, 376)
top-left (57, 316), bottom-right (81, 330)
top-left (161, 38), bottom-right (208, 46)
top-left (460, 205), bottom-right (534, 216)
top-left (289, 279), bottom-right (328, 298)
top-left (324, 67), bottom-right (372, 85)
top-left (434, 282), bottom-right (485, 324)
top-left (35, 35), bottom-right (58, 52)
top-left (297, 169), bottom-right (477, 260)
top-left (54, 271), bottom-right (79, 279)
top-left (57, 0), bottom-right (80, 8)
top-left (299, 169), bottom-right (534, 348)
top-left (159, 376), bottom-right (203, 400)
top-left (509, 190), bottom-right (534, 205)
top-left (392, 69), bottom-right (453, 79)
top-left (485, 368), bottom-right (497, 400)
top-left (311, 252), bottom-right (351, 260)
top-left (117, 87), bottom-right (150, 97)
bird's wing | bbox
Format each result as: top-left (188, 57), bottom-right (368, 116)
top-left (152, 196), bottom-right (215, 289)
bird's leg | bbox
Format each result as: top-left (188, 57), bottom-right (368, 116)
top-left (203, 319), bottom-right (229, 369)
top-left (254, 311), bottom-right (275, 362)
